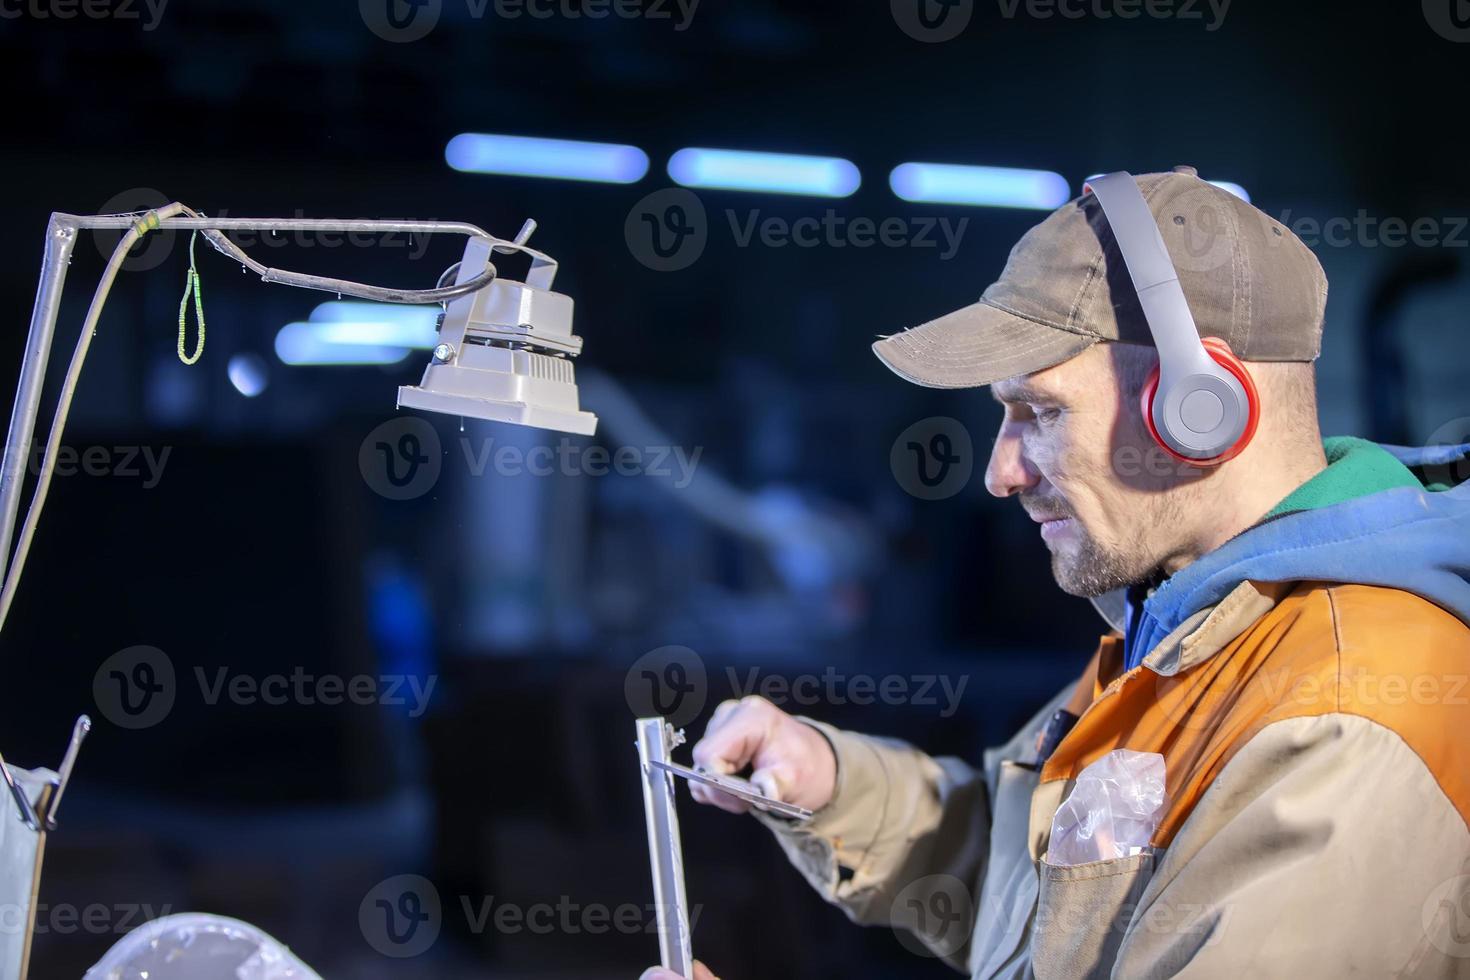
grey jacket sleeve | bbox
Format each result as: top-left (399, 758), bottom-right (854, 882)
top-left (755, 719), bottom-right (991, 969)
top-left (754, 685), bottom-right (1076, 972)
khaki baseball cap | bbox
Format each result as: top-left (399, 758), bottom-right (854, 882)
top-left (872, 166), bottom-right (1328, 388)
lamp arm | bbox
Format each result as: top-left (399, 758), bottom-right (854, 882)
top-left (0, 206), bottom-right (531, 634)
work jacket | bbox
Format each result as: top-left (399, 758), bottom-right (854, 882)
top-left (760, 437), bottom-right (1470, 977)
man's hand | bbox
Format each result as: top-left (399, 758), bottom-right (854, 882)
top-left (689, 696), bottom-right (837, 815)
top-left (640, 961), bottom-right (719, 980)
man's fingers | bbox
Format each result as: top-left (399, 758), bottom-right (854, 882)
top-left (705, 698), bottom-right (742, 732)
top-left (692, 960), bottom-right (720, 980)
top-left (749, 761), bottom-right (798, 804)
top-left (691, 698), bottom-right (772, 776)
top-left (688, 780), bottom-right (751, 814)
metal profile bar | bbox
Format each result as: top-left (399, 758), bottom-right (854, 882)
top-left (636, 717), bottom-right (694, 977)
top-left (0, 218), bottom-right (76, 584)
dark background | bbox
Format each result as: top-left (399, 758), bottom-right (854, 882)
top-left (1, 1), bottom-right (1468, 976)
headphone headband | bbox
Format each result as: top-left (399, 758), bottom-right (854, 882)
top-left (1083, 172), bottom-right (1214, 380)
top-left (1084, 171), bottom-right (1254, 463)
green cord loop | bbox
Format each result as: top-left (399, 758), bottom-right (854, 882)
top-left (177, 231), bottom-right (205, 365)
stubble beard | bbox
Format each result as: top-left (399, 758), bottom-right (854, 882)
top-left (1048, 492), bottom-right (1187, 598)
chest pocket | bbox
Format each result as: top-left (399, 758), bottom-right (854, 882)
top-left (1031, 849), bottom-right (1159, 980)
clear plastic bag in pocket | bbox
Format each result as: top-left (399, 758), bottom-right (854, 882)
top-left (1047, 748), bottom-right (1167, 867)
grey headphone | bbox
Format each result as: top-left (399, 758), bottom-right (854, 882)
top-left (1085, 172), bottom-right (1259, 465)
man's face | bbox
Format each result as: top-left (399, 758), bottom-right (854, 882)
top-left (985, 344), bottom-right (1200, 597)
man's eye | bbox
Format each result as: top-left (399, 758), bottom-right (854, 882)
top-left (1035, 407), bottom-right (1062, 425)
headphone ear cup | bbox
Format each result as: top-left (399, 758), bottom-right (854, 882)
top-left (1139, 338), bottom-right (1260, 467)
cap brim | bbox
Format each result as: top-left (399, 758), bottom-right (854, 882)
top-left (872, 300), bottom-right (1098, 389)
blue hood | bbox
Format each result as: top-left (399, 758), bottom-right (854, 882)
top-left (1123, 440), bottom-right (1470, 670)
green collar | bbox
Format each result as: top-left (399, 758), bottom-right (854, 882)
top-left (1264, 436), bottom-right (1422, 519)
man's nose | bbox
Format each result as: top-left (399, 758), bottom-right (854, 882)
top-left (984, 427), bottom-right (1040, 498)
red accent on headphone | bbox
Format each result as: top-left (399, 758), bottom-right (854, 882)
top-left (1139, 337), bottom-right (1260, 467)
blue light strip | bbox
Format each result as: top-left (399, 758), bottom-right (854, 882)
top-left (276, 303), bottom-right (442, 367)
top-left (892, 163), bottom-right (1070, 210)
top-left (274, 323), bottom-right (415, 366)
top-left (309, 302), bottom-right (440, 348)
top-left (667, 148), bottom-right (861, 198)
top-left (446, 133), bottom-right (650, 184)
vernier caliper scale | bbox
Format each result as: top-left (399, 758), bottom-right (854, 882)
top-left (649, 761), bottom-right (813, 821)
top-left (636, 718), bottom-right (812, 976)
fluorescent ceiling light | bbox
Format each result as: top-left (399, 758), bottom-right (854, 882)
top-left (667, 148), bottom-right (861, 198)
top-left (892, 163), bottom-right (1070, 209)
top-left (307, 302), bottom-right (439, 348)
top-left (274, 322), bottom-right (415, 366)
top-left (446, 133), bottom-right (649, 184)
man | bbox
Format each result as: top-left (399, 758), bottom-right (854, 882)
top-left (643, 167), bottom-right (1470, 979)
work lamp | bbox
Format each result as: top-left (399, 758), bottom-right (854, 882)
top-left (0, 203), bottom-right (597, 978)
